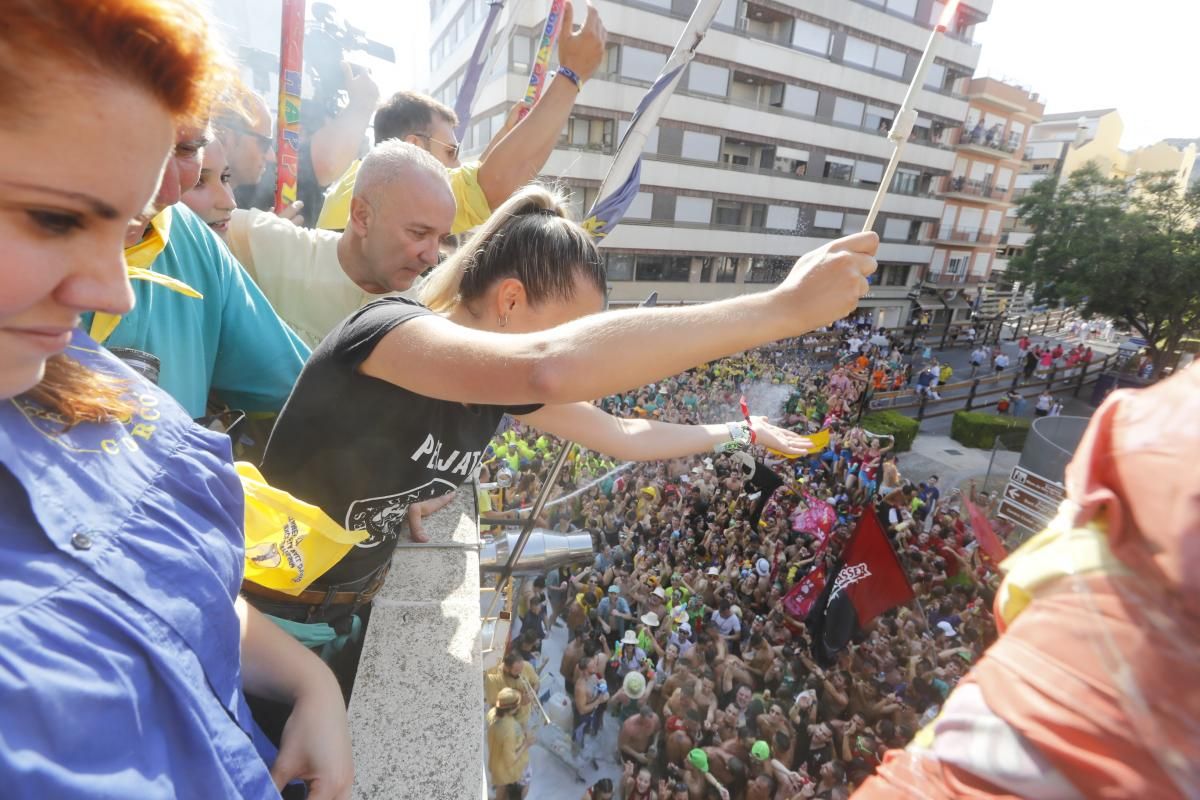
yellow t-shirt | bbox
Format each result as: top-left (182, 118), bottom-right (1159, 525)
top-left (486, 710), bottom-right (528, 786)
top-left (315, 158), bottom-right (492, 235)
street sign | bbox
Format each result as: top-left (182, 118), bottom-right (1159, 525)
top-left (1002, 483), bottom-right (1059, 523)
top-left (1008, 466), bottom-right (1065, 504)
top-left (996, 499), bottom-right (1049, 532)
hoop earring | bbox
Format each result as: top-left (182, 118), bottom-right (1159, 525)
top-left (499, 313), bottom-right (509, 328)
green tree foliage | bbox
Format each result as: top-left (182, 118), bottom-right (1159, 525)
top-left (1010, 164), bottom-right (1200, 368)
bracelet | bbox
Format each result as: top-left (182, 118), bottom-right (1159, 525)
top-left (556, 65), bottom-right (583, 91)
top-left (713, 421), bottom-right (753, 454)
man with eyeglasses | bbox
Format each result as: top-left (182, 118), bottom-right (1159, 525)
top-left (214, 89), bottom-right (275, 204)
top-left (315, 0), bottom-right (607, 235)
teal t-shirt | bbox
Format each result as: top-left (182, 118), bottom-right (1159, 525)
top-left (83, 206), bottom-right (309, 418)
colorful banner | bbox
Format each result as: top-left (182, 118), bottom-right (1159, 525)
top-left (274, 0), bottom-right (305, 213)
top-left (519, 0), bottom-right (566, 120)
top-left (582, 0), bottom-right (724, 239)
top-left (782, 563), bottom-right (827, 621)
top-left (965, 496), bottom-right (1008, 569)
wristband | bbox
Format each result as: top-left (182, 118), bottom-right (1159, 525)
top-left (714, 421), bottom-right (753, 453)
top-left (556, 65), bottom-right (583, 91)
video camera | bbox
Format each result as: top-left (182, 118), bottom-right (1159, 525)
top-left (305, 2), bottom-right (395, 119)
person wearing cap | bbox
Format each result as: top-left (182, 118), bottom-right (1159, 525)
top-left (684, 747), bottom-right (730, 800)
top-left (483, 651), bottom-right (541, 729)
top-left (618, 700), bottom-right (660, 769)
top-left (487, 687), bottom-right (530, 799)
top-left (596, 582), bottom-right (633, 638)
top-left (615, 630), bottom-right (648, 681)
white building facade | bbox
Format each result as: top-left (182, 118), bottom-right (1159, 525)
top-left (430, 0), bottom-right (990, 327)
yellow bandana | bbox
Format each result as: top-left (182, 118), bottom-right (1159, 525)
top-left (89, 208), bottom-right (203, 344)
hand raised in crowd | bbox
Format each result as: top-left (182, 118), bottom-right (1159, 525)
top-left (339, 60), bottom-right (380, 111)
top-left (772, 232), bottom-right (879, 334)
top-left (276, 200), bottom-right (304, 226)
top-left (558, 0), bottom-right (608, 83)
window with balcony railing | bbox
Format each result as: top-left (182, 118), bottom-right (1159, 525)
top-left (745, 256), bottom-right (792, 284)
top-left (560, 115), bottom-right (614, 153)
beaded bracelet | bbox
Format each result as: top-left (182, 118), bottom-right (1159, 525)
top-left (556, 65), bottom-right (583, 91)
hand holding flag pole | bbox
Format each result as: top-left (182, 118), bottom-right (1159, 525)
top-left (861, 0), bottom-right (960, 233)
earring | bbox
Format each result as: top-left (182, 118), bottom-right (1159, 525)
top-left (498, 313), bottom-right (509, 328)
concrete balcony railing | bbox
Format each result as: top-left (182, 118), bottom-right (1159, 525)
top-left (929, 225), bottom-right (1000, 245)
top-left (924, 270), bottom-right (989, 285)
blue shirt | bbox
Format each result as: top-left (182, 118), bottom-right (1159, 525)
top-left (0, 332), bottom-right (278, 798)
top-left (84, 205), bottom-right (309, 417)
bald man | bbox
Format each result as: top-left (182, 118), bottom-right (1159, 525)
top-left (224, 139), bottom-right (455, 347)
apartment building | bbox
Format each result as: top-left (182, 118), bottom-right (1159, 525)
top-left (920, 76), bottom-right (1042, 323)
top-left (429, 0), bottom-right (990, 327)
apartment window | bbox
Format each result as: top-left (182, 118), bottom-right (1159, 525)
top-left (924, 62), bottom-right (946, 90)
top-left (512, 34), bottom-right (532, 71)
top-left (791, 19), bottom-right (830, 55)
top-left (832, 97), bottom-right (865, 127)
top-left (681, 131), bottom-right (720, 161)
top-left (716, 257), bottom-right (738, 282)
top-left (620, 46), bottom-right (666, 82)
top-left (636, 255), bottom-right (691, 282)
top-left (864, 105), bottom-right (894, 133)
top-left (783, 85), bottom-right (819, 116)
top-left (607, 253), bottom-right (634, 281)
top-left (688, 62), bottom-right (729, 97)
top-left (995, 167), bottom-right (1013, 192)
top-left (886, 0), bottom-right (918, 17)
top-left (675, 196), bottom-right (713, 224)
top-left (875, 45), bottom-right (906, 77)
top-left (823, 155), bottom-right (854, 182)
top-left (774, 146), bottom-right (809, 177)
top-left (745, 257), bottom-right (791, 284)
top-left (882, 218), bottom-right (911, 241)
top-left (843, 36), bottom-right (876, 69)
top-left (765, 204), bottom-right (800, 231)
top-left (715, 201), bottom-right (742, 226)
top-left (564, 116), bottom-right (614, 151)
top-left (855, 160), bottom-right (884, 186)
top-left (881, 264), bottom-right (912, 286)
top-left (813, 209), bottom-right (844, 232)
top-left (626, 192), bottom-right (653, 220)
top-left (947, 254), bottom-right (968, 274)
top-left (892, 168), bottom-right (921, 195)
top-left (842, 213), bottom-right (867, 235)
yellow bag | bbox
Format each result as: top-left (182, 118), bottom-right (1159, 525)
top-left (236, 462), bottom-right (369, 595)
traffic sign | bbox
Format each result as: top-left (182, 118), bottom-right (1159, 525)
top-left (997, 499), bottom-right (1049, 532)
top-left (1002, 483), bottom-right (1060, 522)
top-left (1008, 466), bottom-right (1065, 504)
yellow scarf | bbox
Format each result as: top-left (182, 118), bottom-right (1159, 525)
top-left (89, 208), bottom-right (204, 344)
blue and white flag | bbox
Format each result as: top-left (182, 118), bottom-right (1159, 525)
top-left (582, 0), bottom-right (724, 239)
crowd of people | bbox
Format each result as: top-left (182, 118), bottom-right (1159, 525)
top-left (484, 323), bottom-right (1007, 799)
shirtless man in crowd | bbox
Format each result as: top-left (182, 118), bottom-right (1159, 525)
top-left (619, 704), bottom-right (661, 768)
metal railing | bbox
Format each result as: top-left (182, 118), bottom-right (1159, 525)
top-left (953, 126), bottom-right (1021, 155)
top-left (939, 175), bottom-right (1006, 199)
top-left (929, 225), bottom-right (1000, 244)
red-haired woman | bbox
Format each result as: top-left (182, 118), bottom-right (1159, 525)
top-left (0, 2), bottom-right (351, 797)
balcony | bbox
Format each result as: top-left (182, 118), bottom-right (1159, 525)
top-left (938, 175), bottom-right (1010, 203)
top-left (924, 270), bottom-right (990, 286)
top-left (928, 225), bottom-right (1000, 246)
top-left (953, 126), bottom-right (1022, 158)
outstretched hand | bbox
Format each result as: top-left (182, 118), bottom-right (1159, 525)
top-left (750, 416), bottom-right (813, 456)
top-left (773, 232), bottom-right (879, 334)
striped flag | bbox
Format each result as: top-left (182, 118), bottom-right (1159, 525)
top-left (519, 0), bottom-right (568, 119)
top-left (453, 1), bottom-right (514, 140)
top-left (582, 0), bottom-right (724, 239)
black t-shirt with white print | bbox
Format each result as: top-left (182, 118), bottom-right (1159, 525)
top-left (261, 297), bottom-right (539, 588)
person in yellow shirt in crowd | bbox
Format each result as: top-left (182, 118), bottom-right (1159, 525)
top-left (487, 688), bottom-right (531, 799)
top-left (484, 652), bottom-right (541, 729)
top-left (222, 2), bottom-right (606, 347)
top-left (317, 0), bottom-right (606, 235)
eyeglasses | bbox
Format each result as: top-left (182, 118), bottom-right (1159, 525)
top-left (229, 124), bottom-right (274, 153)
top-left (413, 132), bottom-right (461, 160)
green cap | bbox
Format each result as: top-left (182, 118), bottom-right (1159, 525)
top-left (750, 740), bottom-right (770, 761)
top-left (688, 748), bottom-right (709, 773)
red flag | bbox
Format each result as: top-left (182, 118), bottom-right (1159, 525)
top-left (782, 563), bottom-right (827, 621)
top-left (835, 510), bottom-right (914, 625)
top-left (965, 497), bottom-right (1007, 567)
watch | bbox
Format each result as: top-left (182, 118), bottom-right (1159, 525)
top-left (713, 421), bottom-right (753, 453)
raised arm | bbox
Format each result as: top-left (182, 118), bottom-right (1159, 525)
top-left (476, 1), bottom-right (606, 209)
top-left (516, 402), bottom-right (812, 460)
top-left (361, 234), bottom-right (877, 405)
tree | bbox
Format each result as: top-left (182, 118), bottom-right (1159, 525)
top-left (1010, 163), bottom-right (1200, 371)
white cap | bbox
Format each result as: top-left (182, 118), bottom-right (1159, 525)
top-left (755, 558), bottom-right (770, 577)
top-left (706, 566), bottom-right (720, 576)
top-left (936, 620), bottom-right (957, 637)
top-left (652, 587), bottom-right (666, 600)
